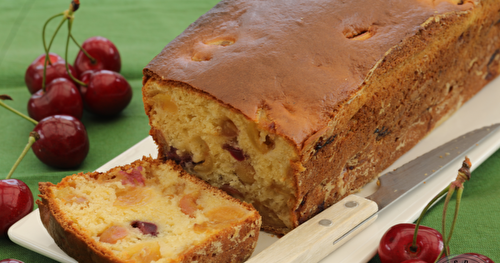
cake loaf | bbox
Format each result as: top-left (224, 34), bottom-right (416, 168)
top-left (37, 157), bottom-right (261, 263)
top-left (143, 0), bottom-right (500, 234)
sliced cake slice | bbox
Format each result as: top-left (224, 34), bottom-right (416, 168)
top-left (37, 157), bottom-right (261, 263)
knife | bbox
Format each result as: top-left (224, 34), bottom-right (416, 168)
top-left (247, 123), bottom-right (500, 263)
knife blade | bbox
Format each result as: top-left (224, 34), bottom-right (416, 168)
top-left (247, 123), bottom-right (500, 263)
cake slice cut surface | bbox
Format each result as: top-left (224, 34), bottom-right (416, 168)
top-left (37, 157), bottom-right (261, 263)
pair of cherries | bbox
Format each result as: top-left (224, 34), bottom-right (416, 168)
top-left (377, 158), bottom-right (493, 263)
top-left (25, 36), bottom-right (132, 120)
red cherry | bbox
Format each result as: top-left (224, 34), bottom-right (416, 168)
top-left (32, 115), bottom-right (89, 168)
top-left (378, 223), bottom-right (444, 263)
top-left (73, 36), bottom-right (121, 77)
top-left (401, 260), bottom-right (428, 263)
top-left (25, 53), bottom-right (77, 94)
top-left (77, 70), bottom-right (94, 95)
top-left (27, 78), bottom-right (83, 121)
top-left (80, 70), bottom-right (132, 117)
top-left (463, 253), bottom-right (494, 263)
top-left (0, 179), bottom-right (34, 237)
top-left (0, 259), bottom-right (25, 263)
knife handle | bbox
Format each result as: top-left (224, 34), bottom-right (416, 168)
top-left (247, 195), bottom-right (378, 263)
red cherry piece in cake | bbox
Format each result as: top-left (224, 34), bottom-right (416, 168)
top-left (28, 78), bottom-right (83, 121)
top-left (99, 225), bottom-right (128, 244)
top-left (119, 166), bottom-right (145, 186)
top-left (73, 36), bottom-right (121, 77)
top-left (222, 144), bottom-right (245, 161)
top-left (131, 221), bottom-right (158, 236)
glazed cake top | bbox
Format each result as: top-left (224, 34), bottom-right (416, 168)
top-left (144, 0), bottom-right (472, 148)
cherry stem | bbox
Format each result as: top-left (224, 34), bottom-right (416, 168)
top-left (42, 14), bottom-right (67, 92)
top-left (411, 186), bottom-right (449, 250)
top-left (64, 18), bottom-right (87, 87)
top-left (42, 13), bottom-right (64, 56)
top-left (70, 34), bottom-right (96, 64)
top-left (442, 186), bottom-right (456, 257)
top-left (0, 99), bottom-right (38, 125)
top-left (6, 133), bottom-right (39, 180)
top-left (446, 188), bottom-right (463, 245)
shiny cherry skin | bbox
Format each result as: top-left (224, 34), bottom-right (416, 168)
top-left (0, 179), bottom-right (34, 237)
top-left (0, 259), bottom-right (25, 263)
top-left (463, 253), bottom-right (494, 263)
top-left (80, 70), bottom-right (132, 117)
top-left (73, 36), bottom-right (121, 78)
top-left (32, 115), bottom-right (89, 168)
top-left (27, 78), bottom-right (83, 121)
top-left (78, 70), bottom-right (94, 94)
top-left (378, 223), bottom-right (444, 263)
top-left (25, 53), bottom-right (77, 94)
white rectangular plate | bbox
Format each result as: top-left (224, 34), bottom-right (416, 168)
top-left (9, 77), bottom-right (500, 263)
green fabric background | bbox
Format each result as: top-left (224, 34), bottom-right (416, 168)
top-left (0, 0), bottom-right (498, 262)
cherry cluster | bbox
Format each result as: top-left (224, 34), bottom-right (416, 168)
top-left (26, 36), bottom-right (132, 120)
top-left (0, 1), bottom-right (132, 254)
top-left (377, 157), bottom-right (494, 263)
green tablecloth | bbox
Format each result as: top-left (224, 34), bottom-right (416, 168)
top-left (0, 1), bottom-right (498, 262)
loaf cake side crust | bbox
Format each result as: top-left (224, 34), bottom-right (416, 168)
top-left (293, 0), bottom-right (500, 225)
top-left (143, 0), bottom-right (500, 234)
top-left (37, 157), bottom-right (261, 262)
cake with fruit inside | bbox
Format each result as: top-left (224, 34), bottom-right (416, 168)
top-left (37, 157), bottom-right (261, 263)
top-left (142, 0), bottom-right (500, 234)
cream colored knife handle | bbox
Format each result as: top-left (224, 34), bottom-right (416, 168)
top-left (247, 195), bottom-right (378, 263)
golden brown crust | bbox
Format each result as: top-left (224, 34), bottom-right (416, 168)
top-left (143, 0), bottom-right (473, 148)
top-left (37, 157), bottom-right (261, 262)
top-left (143, 0), bottom-right (500, 235)
top-left (289, 0), bottom-right (500, 231)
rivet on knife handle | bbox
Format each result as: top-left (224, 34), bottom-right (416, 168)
top-left (246, 195), bottom-right (378, 263)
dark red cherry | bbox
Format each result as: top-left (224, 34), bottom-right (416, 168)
top-left (25, 53), bottom-right (77, 94)
top-left (32, 115), bottom-right (89, 168)
top-left (222, 144), bottom-right (245, 161)
top-left (27, 78), bottom-right (83, 121)
top-left (401, 260), bottom-right (428, 263)
top-left (131, 221), bottom-right (158, 236)
top-left (378, 223), bottom-right (443, 263)
top-left (463, 253), bottom-right (494, 263)
top-left (80, 70), bottom-right (132, 117)
top-left (0, 259), bottom-right (25, 263)
top-left (73, 36), bottom-right (121, 78)
top-left (0, 179), bottom-right (34, 237)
